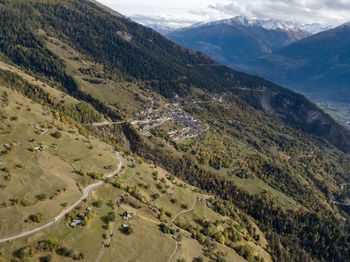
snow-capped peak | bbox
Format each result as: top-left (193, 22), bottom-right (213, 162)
top-left (231, 16), bottom-right (254, 26)
top-left (193, 16), bottom-right (331, 34)
top-left (297, 23), bottom-right (333, 34)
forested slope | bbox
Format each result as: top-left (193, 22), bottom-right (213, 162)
top-left (0, 1), bottom-right (349, 261)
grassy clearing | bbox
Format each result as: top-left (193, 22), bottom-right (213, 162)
top-left (0, 184), bottom-right (118, 261)
top-left (0, 84), bottom-right (116, 237)
top-left (125, 163), bottom-right (196, 221)
top-left (43, 32), bottom-right (163, 119)
top-left (120, 161), bottom-right (270, 262)
top-left (0, 83), bottom-right (270, 261)
top-left (102, 215), bottom-right (174, 262)
top-left (0, 60), bottom-right (78, 106)
top-left (230, 177), bottom-right (302, 210)
top-left (0, 154), bottom-right (271, 262)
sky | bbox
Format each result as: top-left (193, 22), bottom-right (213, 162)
top-left (99, 0), bottom-right (350, 28)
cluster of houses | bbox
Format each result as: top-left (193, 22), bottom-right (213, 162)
top-left (28, 139), bottom-right (57, 152)
top-left (123, 211), bottom-right (133, 221)
top-left (121, 211), bottom-right (134, 230)
top-left (170, 108), bottom-right (204, 132)
top-left (132, 98), bottom-right (207, 141)
top-left (69, 209), bottom-right (135, 229)
top-left (169, 106), bottom-right (207, 138)
top-left (133, 97), bottom-right (157, 119)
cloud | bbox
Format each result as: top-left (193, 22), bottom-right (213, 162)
top-left (131, 14), bottom-right (197, 29)
top-left (208, 0), bottom-right (350, 25)
top-left (100, 0), bottom-right (350, 29)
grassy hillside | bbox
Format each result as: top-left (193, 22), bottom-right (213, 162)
top-left (0, 1), bottom-right (349, 262)
top-left (0, 0), bottom-right (349, 152)
top-left (0, 67), bottom-right (115, 236)
top-left (0, 64), bottom-right (268, 261)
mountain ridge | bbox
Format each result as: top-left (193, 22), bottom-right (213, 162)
top-left (245, 22), bottom-right (350, 103)
top-left (187, 16), bottom-right (331, 34)
top-left (166, 16), bottom-right (318, 71)
top-left (0, 1), bottom-right (350, 261)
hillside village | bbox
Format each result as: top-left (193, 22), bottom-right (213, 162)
top-left (131, 97), bottom-right (209, 142)
top-left (0, 78), bottom-right (268, 261)
top-left (0, 1), bottom-right (350, 262)
top-left (119, 94), bottom-right (231, 143)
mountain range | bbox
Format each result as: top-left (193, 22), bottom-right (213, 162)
top-left (0, 1), bottom-right (350, 261)
top-left (166, 16), bottom-right (350, 104)
top-left (191, 16), bottom-right (330, 34)
top-left (246, 22), bottom-right (350, 103)
top-left (166, 16), bottom-right (330, 67)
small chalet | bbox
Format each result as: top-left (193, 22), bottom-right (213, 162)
top-left (123, 211), bottom-right (133, 221)
top-left (70, 219), bottom-right (83, 228)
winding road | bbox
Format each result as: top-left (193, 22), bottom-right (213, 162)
top-left (167, 195), bottom-right (198, 262)
top-left (167, 239), bottom-right (179, 262)
top-left (0, 152), bottom-right (123, 244)
top-left (172, 196), bottom-right (197, 223)
top-left (92, 121), bottom-right (125, 127)
top-left (95, 163), bottom-right (136, 262)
